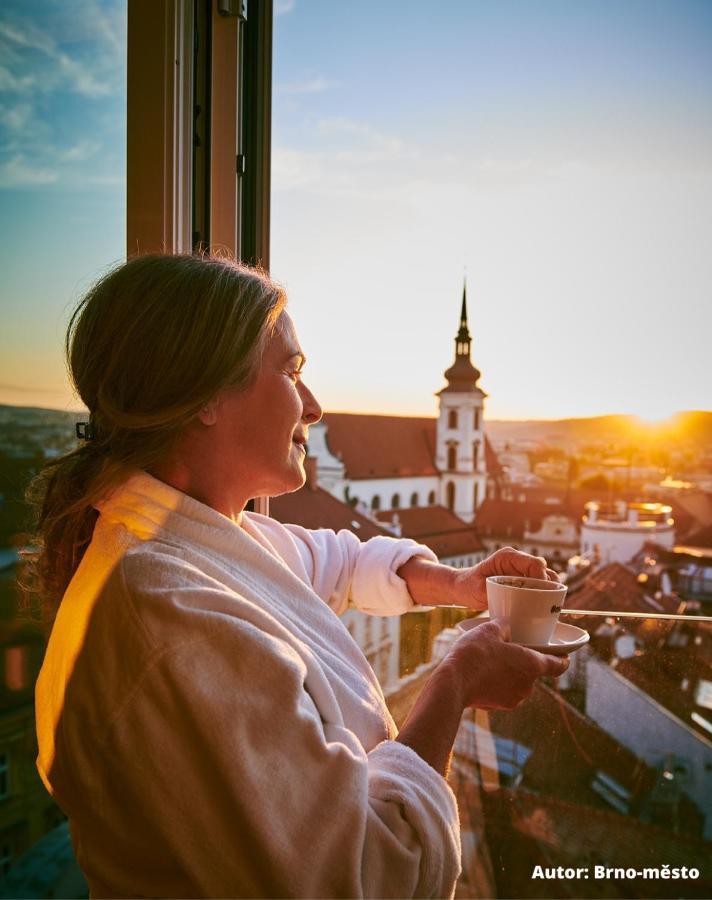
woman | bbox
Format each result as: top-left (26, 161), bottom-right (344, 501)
top-left (32, 254), bottom-right (568, 899)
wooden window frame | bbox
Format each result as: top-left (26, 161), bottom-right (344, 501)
top-left (127, 0), bottom-right (273, 514)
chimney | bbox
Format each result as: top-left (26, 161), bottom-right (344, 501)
top-left (304, 455), bottom-right (319, 491)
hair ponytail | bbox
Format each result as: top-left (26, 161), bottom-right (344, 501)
top-left (26, 254), bottom-right (286, 623)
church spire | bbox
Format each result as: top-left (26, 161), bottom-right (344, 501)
top-left (439, 280), bottom-right (481, 394)
top-left (458, 278), bottom-right (469, 340)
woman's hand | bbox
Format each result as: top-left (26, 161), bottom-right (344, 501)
top-left (452, 547), bottom-right (560, 611)
top-left (396, 617), bottom-right (568, 775)
top-left (443, 618), bottom-right (569, 710)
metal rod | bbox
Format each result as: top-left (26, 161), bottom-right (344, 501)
top-left (454, 607), bottom-right (712, 624)
top-left (561, 609), bottom-right (712, 623)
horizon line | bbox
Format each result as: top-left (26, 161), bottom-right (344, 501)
top-left (0, 400), bottom-right (709, 425)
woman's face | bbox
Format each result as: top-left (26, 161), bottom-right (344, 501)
top-left (202, 312), bottom-right (322, 507)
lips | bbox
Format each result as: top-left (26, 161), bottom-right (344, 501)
top-left (292, 434), bottom-right (307, 454)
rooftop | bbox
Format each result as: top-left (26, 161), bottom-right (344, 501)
top-left (321, 412), bottom-right (502, 481)
top-left (375, 505), bottom-right (485, 559)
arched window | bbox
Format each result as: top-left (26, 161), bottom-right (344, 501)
top-left (371, 495), bottom-right (381, 511)
top-left (428, 490), bottom-right (436, 505)
top-left (474, 408), bottom-right (480, 430)
top-left (391, 493), bottom-right (400, 509)
top-left (473, 481), bottom-right (479, 509)
top-left (446, 481), bottom-right (455, 511)
top-left (472, 441), bottom-right (480, 470)
top-left (448, 409), bottom-right (458, 429)
top-left (410, 492), bottom-right (419, 507)
top-left (447, 444), bottom-right (457, 471)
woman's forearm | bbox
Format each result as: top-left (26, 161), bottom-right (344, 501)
top-left (397, 556), bottom-right (461, 607)
top-left (395, 660), bottom-right (464, 777)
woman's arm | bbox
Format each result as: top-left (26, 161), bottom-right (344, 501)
top-left (397, 546), bottom-right (560, 610)
top-left (397, 620), bottom-right (569, 776)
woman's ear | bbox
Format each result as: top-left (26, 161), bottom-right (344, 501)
top-left (197, 397), bottom-right (220, 427)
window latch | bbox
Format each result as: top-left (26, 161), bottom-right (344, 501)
top-left (217, 0), bottom-right (247, 19)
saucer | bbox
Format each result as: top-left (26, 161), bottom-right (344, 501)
top-left (456, 618), bottom-right (589, 656)
top-left (520, 622), bottom-right (589, 656)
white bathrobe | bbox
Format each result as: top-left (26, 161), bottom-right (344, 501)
top-left (35, 472), bottom-right (461, 899)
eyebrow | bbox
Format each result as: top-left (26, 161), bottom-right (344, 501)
top-left (285, 351), bottom-right (307, 367)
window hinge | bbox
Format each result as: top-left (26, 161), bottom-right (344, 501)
top-left (217, 0), bottom-right (247, 19)
top-left (236, 154), bottom-right (246, 175)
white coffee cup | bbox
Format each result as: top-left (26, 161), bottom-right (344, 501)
top-left (486, 575), bottom-right (567, 645)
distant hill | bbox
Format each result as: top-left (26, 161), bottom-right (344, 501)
top-left (0, 404), bottom-right (82, 426)
top-left (485, 411), bottom-right (712, 449)
top-left (1, 403), bottom-right (710, 451)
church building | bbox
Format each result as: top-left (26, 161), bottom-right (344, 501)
top-left (308, 284), bottom-right (502, 548)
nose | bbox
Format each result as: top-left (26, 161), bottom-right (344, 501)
top-left (298, 380), bottom-right (322, 425)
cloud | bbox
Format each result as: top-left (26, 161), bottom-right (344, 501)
top-left (274, 0), bottom-right (296, 16)
top-left (316, 116), bottom-right (417, 164)
top-left (60, 140), bottom-right (101, 162)
top-left (0, 17), bottom-right (115, 99)
top-left (0, 155), bottom-right (58, 188)
top-left (273, 117), bottom-right (424, 194)
top-left (276, 77), bottom-right (337, 95)
top-left (0, 101), bottom-right (32, 132)
top-left (0, 64), bottom-right (35, 93)
top-left (0, 4), bottom-right (126, 191)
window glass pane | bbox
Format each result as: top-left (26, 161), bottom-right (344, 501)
top-left (0, 0), bottom-right (126, 881)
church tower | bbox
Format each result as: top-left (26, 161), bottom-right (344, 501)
top-left (435, 281), bottom-right (487, 523)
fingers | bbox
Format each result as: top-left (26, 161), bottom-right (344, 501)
top-left (490, 547), bottom-right (551, 581)
top-left (469, 618), bottom-right (511, 642)
top-left (537, 652), bottom-right (570, 677)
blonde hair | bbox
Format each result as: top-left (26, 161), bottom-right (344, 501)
top-left (27, 253), bottom-right (286, 621)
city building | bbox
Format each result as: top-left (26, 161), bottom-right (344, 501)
top-left (581, 501), bottom-right (675, 565)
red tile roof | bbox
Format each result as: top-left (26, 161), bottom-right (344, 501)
top-left (323, 413), bottom-right (437, 479)
top-left (566, 561), bottom-right (681, 616)
top-left (474, 497), bottom-right (578, 540)
top-left (321, 413), bottom-right (503, 481)
top-left (376, 505), bottom-right (484, 559)
top-left (269, 484), bottom-right (391, 540)
top-left (681, 524), bottom-right (712, 550)
top-left (484, 435), bottom-right (503, 477)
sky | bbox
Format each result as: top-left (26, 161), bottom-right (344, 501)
top-left (0, 0), bottom-right (710, 421)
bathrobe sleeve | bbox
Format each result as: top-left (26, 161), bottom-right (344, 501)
top-left (100, 597), bottom-right (461, 899)
top-left (279, 523), bottom-right (439, 616)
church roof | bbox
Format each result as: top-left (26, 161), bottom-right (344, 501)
top-left (439, 356), bottom-right (483, 394)
top-left (322, 412), bottom-right (503, 482)
top-left (322, 413), bottom-right (438, 479)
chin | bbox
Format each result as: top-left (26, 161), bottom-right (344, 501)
top-left (267, 465), bottom-right (306, 497)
